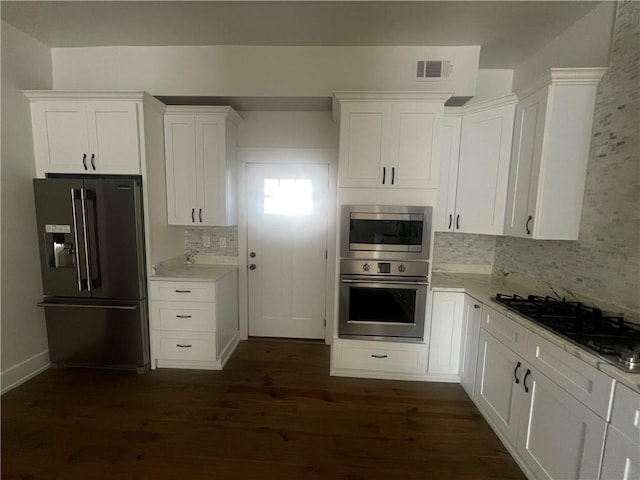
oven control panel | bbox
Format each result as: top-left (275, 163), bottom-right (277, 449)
top-left (341, 259), bottom-right (429, 277)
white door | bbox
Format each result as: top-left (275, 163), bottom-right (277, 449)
top-left (459, 296), bottom-right (482, 397)
top-left (164, 115), bottom-right (198, 225)
top-left (247, 163), bottom-right (329, 339)
top-left (427, 291), bottom-right (464, 376)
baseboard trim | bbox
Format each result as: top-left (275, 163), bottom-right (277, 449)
top-left (1, 350), bottom-right (50, 395)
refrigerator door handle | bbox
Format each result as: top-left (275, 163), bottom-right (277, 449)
top-left (80, 188), bottom-right (92, 292)
top-left (37, 301), bottom-right (138, 310)
top-left (70, 188), bottom-right (84, 292)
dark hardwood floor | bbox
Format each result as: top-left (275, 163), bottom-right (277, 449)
top-left (1, 340), bottom-right (526, 480)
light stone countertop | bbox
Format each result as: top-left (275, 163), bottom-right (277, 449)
top-left (431, 272), bottom-right (640, 395)
top-left (151, 255), bottom-right (237, 283)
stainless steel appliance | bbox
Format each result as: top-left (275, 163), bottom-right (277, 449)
top-left (33, 176), bottom-right (149, 373)
top-left (339, 259), bottom-right (429, 342)
top-left (494, 294), bottom-right (640, 372)
top-left (341, 205), bottom-right (432, 261)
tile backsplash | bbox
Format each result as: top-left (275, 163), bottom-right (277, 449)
top-left (432, 233), bottom-right (496, 268)
top-left (495, 0), bottom-right (640, 313)
top-left (185, 226), bottom-right (239, 257)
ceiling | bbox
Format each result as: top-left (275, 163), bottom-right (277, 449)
top-left (0, 1), bottom-right (606, 69)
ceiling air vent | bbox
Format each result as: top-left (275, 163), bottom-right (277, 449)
top-left (415, 60), bottom-right (452, 80)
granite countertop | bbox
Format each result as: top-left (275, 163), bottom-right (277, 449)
top-left (430, 271), bottom-right (640, 395)
top-left (151, 255), bottom-right (238, 283)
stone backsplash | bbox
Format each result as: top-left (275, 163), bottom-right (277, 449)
top-left (432, 233), bottom-right (496, 268)
top-left (495, 0), bottom-right (640, 313)
top-left (185, 226), bottom-right (239, 257)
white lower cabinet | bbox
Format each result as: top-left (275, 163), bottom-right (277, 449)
top-left (600, 383), bottom-right (640, 480)
top-left (474, 306), bottom-right (613, 480)
top-left (458, 296), bottom-right (482, 396)
top-left (427, 291), bottom-right (465, 379)
top-left (149, 271), bottom-right (239, 370)
top-left (331, 338), bottom-right (428, 380)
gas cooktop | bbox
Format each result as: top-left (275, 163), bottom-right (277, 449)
top-left (493, 293), bottom-right (640, 373)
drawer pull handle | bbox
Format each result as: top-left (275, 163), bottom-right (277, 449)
top-left (176, 315), bottom-right (192, 318)
top-left (176, 344), bottom-right (192, 348)
top-left (175, 290), bottom-right (191, 293)
top-left (371, 354), bottom-right (388, 359)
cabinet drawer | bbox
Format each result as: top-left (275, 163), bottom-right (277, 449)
top-left (333, 340), bottom-right (428, 374)
top-left (525, 331), bottom-right (614, 420)
top-left (610, 382), bottom-right (640, 442)
top-left (150, 281), bottom-right (215, 302)
top-left (482, 305), bottom-right (529, 351)
top-left (153, 331), bottom-right (216, 362)
top-left (151, 301), bottom-right (215, 331)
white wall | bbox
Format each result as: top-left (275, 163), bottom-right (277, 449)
top-left (237, 111), bottom-right (338, 149)
top-left (51, 45), bottom-right (480, 97)
top-left (469, 70), bottom-right (514, 104)
top-left (1, 22), bottom-right (53, 392)
top-left (513, 2), bottom-right (615, 94)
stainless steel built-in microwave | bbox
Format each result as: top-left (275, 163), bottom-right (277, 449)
top-left (340, 205), bottom-right (432, 261)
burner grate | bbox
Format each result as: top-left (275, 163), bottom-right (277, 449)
top-left (493, 293), bottom-right (640, 372)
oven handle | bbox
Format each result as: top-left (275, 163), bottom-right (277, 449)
top-left (340, 278), bottom-right (429, 286)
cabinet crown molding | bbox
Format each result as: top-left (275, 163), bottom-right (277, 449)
top-left (332, 90), bottom-right (454, 124)
top-left (515, 67), bottom-right (608, 101)
top-left (444, 94), bottom-right (518, 116)
top-left (24, 90), bottom-right (146, 101)
top-left (164, 105), bottom-right (242, 125)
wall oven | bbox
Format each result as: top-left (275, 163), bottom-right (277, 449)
top-left (341, 205), bottom-right (432, 261)
top-left (339, 259), bottom-right (429, 342)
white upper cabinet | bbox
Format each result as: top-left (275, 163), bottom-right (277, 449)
top-left (334, 92), bottom-right (451, 189)
top-left (504, 68), bottom-right (607, 240)
top-left (435, 96), bottom-right (516, 234)
top-left (24, 92), bottom-right (142, 176)
top-left (164, 106), bottom-right (240, 227)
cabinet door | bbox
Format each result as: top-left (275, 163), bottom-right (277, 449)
top-left (435, 115), bottom-right (462, 231)
top-left (389, 103), bottom-right (440, 189)
top-left (517, 367), bottom-right (607, 480)
top-left (164, 115), bottom-right (198, 225)
top-left (30, 101), bottom-right (91, 174)
top-left (454, 103), bottom-right (515, 235)
top-left (86, 101), bottom-right (141, 174)
top-left (427, 291), bottom-right (464, 376)
top-left (197, 115), bottom-right (229, 226)
top-left (475, 329), bottom-right (523, 444)
top-left (459, 297), bottom-right (482, 397)
top-left (338, 102), bottom-right (391, 187)
top-left (600, 426), bottom-right (640, 480)
top-left (504, 88), bottom-right (547, 238)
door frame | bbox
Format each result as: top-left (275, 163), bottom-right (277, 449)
top-left (237, 147), bottom-right (339, 344)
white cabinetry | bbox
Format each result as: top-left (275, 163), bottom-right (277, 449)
top-left (458, 296), bottom-right (482, 397)
top-left (427, 291), bottom-right (464, 380)
top-left (435, 96), bottom-right (516, 234)
top-left (24, 92), bottom-right (143, 176)
top-left (164, 106), bottom-right (241, 226)
top-left (150, 271), bottom-right (239, 370)
top-left (504, 68), bottom-right (606, 240)
top-left (331, 337), bottom-right (428, 381)
top-left (475, 305), bottom-right (612, 480)
top-left (600, 383), bottom-right (640, 480)
top-left (333, 92), bottom-right (451, 189)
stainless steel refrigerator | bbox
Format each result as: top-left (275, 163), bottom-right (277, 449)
top-left (33, 176), bottom-right (150, 373)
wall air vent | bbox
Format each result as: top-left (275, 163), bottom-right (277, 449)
top-left (415, 60), bottom-right (452, 80)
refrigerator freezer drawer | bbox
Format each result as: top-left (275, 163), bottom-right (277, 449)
top-left (40, 298), bottom-right (150, 373)
top-left (154, 331), bottom-right (217, 362)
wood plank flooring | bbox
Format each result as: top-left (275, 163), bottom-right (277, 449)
top-left (1, 340), bottom-right (526, 480)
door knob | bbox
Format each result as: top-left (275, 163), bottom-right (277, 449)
top-left (250, 252), bottom-right (256, 258)
top-left (249, 264), bottom-right (257, 270)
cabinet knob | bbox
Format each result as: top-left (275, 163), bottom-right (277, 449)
top-left (82, 153), bottom-right (87, 170)
top-left (90, 153), bottom-right (96, 170)
top-left (250, 252), bottom-right (256, 258)
top-left (448, 214), bottom-right (453, 230)
top-left (199, 208), bottom-right (202, 223)
top-left (249, 264), bottom-right (257, 270)
top-left (526, 215), bottom-right (533, 235)
top-left (456, 214), bottom-right (460, 230)
top-left (191, 208), bottom-right (195, 223)
top-left (474, 304), bottom-right (480, 309)
top-left (382, 167), bottom-right (386, 185)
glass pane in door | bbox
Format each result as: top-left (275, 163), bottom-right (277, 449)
top-left (348, 287), bottom-right (416, 324)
